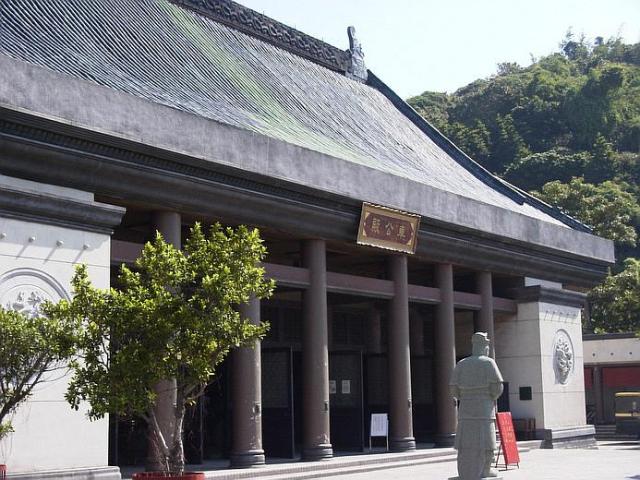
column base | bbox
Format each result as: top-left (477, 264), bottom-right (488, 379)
top-left (434, 432), bottom-right (456, 447)
top-left (302, 444), bottom-right (333, 461)
top-left (230, 449), bottom-right (266, 468)
top-left (390, 436), bottom-right (416, 452)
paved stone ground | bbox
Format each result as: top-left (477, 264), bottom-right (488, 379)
top-left (332, 442), bottom-right (640, 480)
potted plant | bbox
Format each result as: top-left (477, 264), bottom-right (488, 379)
top-left (45, 223), bottom-right (274, 477)
top-left (0, 306), bottom-right (77, 475)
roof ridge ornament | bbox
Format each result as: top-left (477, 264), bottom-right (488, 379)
top-left (346, 26), bottom-right (368, 83)
top-left (171, 0), bottom-right (350, 72)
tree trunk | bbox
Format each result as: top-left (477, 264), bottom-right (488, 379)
top-left (147, 379), bottom-right (178, 473)
top-left (169, 401), bottom-right (186, 474)
top-left (147, 381), bottom-right (189, 474)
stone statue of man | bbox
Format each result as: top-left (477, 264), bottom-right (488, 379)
top-left (449, 332), bottom-right (504, 480)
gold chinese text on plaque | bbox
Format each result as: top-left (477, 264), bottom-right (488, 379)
top-left (356, 203), bottom-right (420, 254)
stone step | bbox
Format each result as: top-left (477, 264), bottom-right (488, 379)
top-left (593, 424), bottom-right (634, 440)
top-left (227, 456), bottom-right (456, 480)
top-left (196, 444), bottom-right (536, 480)
top-left (596, 434), bottom-right (637, 440)
top-left (594, 425), bottom-right (616, 431)
top-left (200, 449), bottom-right (457, 480)
top-left (121, 443), bottom-right (537, 480)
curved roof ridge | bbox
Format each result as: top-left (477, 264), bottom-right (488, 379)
top-left (171, 0), bottom-right (350, 72)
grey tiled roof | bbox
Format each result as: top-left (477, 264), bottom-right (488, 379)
top-left (0, 0), bottom-right (569, 227)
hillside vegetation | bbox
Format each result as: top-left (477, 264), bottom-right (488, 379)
top-left (407, 34), bottom-right (640, 333)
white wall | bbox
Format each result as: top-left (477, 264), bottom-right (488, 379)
top-left (584, 337), bottom-right (640, 365)
top-left (0, 192), bottom-right (112, 472)
top-left (495, 301), bottom-right (586, 430)
top-left (538, 302), bottom-right (586, 429)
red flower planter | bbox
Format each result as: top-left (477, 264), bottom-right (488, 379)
top-left (0, 464), bottom-right (6, 480)
top-left (132, 473), bottom-right (204, 480)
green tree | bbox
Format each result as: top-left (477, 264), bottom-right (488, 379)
top-left (614, 151), bottom-right (640, 194)
top-left (491, 114), bottom-right (530, 172)
top-left (560, 30), bottom-right (590, 68)
top-left (496, 62), bottom-right (522, 76)
top-left (566, 64), bottom-right (626, 149)
top-left (407, 36), bottom-right (640, 174)
top-left (0, 307), bottom-right (76, 439)
top-left (407, 90), bottom-right (450, 131)
top-left (589, 257), bottom-right (640, 333)
top-left (584, 134), bottom-right (618, 183)
top-left (533, 178), bottom-right (640, 246)
top-left (503, 149), bottom-right (590, 191)
top-left (45, 223), bottom-right (274, 474)
top-left (444, 120), bottom-right (491, 164)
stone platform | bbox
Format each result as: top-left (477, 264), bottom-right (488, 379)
top-left (118, 441), bottom-right (540, 480)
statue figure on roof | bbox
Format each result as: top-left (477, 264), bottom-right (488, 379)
top-left (346, 26), bottom-right (368, 83)
top-left (449, 332), bottom-right (504, 480)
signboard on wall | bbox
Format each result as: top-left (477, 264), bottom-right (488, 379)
top-left (356, 203), bottom-right (420, 254)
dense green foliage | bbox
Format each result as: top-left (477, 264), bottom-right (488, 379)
top-left (0, 307), bottom-right (76, 439)
top-left (408, 34), bottom-right (640, 333)
top-left (533, 178), bottom-right (640, 246)
top-left (45, 223), bottom-right (274, 473)
top-left (409, 34), bottom-right (640, 180)
top-left (589, 258), bottom-right (640, 333)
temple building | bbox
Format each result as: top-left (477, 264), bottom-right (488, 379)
top-left (0, 1), bottom-right (614, 478)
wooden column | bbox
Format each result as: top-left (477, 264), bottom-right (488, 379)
top-left (367, 305), bottom-right (384, 354)
top-left (230, 296), bottom-right (265, 467)
top-left (301, 239), bottom-right (333, 460)
top-left (387, 255), bottom-right (416, 452)
top-left (410, 308), bottom-right (425, 356)
top-left (476, 271), bottom-right (495, 358)
top-left (434, 263), bottom-right (457, 447)
top-left (148, 211), bottom-right (181, 470)
top-left (593, 366), bottom-right (604, 424)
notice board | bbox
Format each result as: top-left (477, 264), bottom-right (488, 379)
top-left (370, 413), bottom-right (388, 437)
top-left (496, 412), bottom-right (520, 467)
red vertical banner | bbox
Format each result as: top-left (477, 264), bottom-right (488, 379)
top-left (496, 412), bottom-right (520, 466)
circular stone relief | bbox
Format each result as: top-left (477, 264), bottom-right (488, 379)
top-left (553, 329), bottom-right (574, 384)
top-left (0, 268), bottom-right (69, 317)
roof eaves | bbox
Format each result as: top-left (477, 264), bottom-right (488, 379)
top-left (365, 71), bottom-right (593, 234)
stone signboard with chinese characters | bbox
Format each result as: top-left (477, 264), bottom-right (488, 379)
top-left (356, 203), bottom-right (420, 254)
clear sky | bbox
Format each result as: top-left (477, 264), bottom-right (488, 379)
top-left (239, 0), bottom-right (640, 99)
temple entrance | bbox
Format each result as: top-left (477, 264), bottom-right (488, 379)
top-left (329, 351), bottom-right (364, 451)
top-left (197, 360), bottom-right (230, 461)
top-left (364, 353), bottom-right (388, 448)
top-left (261, 347), bottom-right (296, 458)
top-left (410, 309), bottom-right (436, 442)
top-left (411, 355), bottom-right (435, 441)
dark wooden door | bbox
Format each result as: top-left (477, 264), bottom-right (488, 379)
top-left (364, 353), bottom-right (388, 446)
top-left (330, 351), bottom-right (364, 451)
top-left (411, 355), bottom-right (435, 441)
top-left (262, 347), bottom-right (295, 458)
